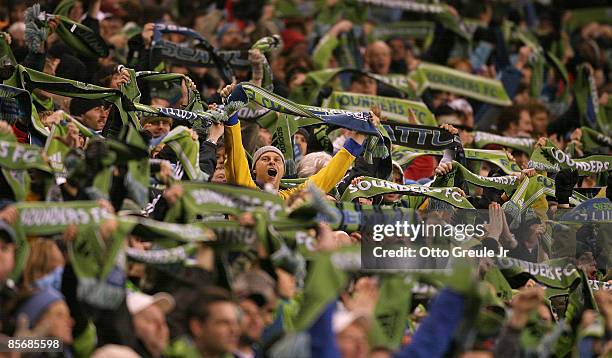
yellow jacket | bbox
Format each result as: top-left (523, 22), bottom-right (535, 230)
top-left (224, 120), bottom-right (360, 200)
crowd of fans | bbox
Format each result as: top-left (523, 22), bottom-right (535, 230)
top-left (0, 0), bottom-right (611, 357)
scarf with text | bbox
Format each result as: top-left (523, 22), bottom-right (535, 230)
top-left (340, 176), bottom-right (474, 209)
top-left (227, 83), bottom-right (380, 136)
top-left (356, 0), bottom-right (471, 41)
top-left (373, 21), bottom-right (434, 41)
top-left (409, 62), bottom-right (512, 106)
top-left (151, 23), bottom-right (233, 83)
top-left (126, 243), bottom-right (197, 265)
top-left (558, 198), bottom-right (612, 223)
top-left (324, 91), bottom-right (437, 126)
top-left (164, 181), bottom-right (285, 222)
top-left (0, 136), bottom-right (51, 172)
top-left (473, 131), bottom-right (534, 154)
top-left (292, 68), bottom-right (417, 105)
top-left (446, 161), bottom-right (519, 195)
top-left (528, 146), bottom-right (612, 175)
top-left (382, 123), bottom-right (461, 152)
top-left (125, 216), bottom-right (217, 244)
top-left (8, 201), bottom-right (113, 278)
top-left (227, 82), bottom-right (391, 163)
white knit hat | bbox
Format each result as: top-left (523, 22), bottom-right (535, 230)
top-left (251, 146), bottom-right (285, 170)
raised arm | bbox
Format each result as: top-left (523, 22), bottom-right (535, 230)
top-left (224, 113), bottom-right (258, 189)
top-left (282, 131), bottom-right (365, 200)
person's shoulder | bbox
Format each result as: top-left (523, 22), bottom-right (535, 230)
top-left (164, 336), bottom-right (200, 358)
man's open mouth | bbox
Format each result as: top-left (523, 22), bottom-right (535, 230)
top-left (267, 168), bottom-right (278, 177)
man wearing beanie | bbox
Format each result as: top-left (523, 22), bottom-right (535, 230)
top-left (69, 98), bottom-right (108, 132)
top-left (220, 85), bottom-right (367, 200)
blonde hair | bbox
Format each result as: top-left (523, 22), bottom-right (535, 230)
top-left (23, 238), bottom-right (64, 287)
top-left (297, 152), bottom-right (332, 178)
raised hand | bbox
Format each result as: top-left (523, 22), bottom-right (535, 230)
top-left (485, 202), bottom-right (504, 240)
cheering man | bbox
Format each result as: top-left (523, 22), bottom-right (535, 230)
top-left (220, 84), bottom-right (368, 200)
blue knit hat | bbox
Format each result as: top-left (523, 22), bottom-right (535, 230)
top-left (17, 287), bottom-right (65, 328)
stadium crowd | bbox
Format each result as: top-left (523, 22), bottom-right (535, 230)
top-left (0, 0), bottom-right (611, 357)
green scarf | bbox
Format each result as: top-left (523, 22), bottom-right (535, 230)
top-left (502, 175), bottom-right (543, 222)
top-left (588, 280), bottom-right (612, 291)
top-left (227, 82), bottom-right (390, 163)
top-left (324, 91), bottom-right (437, 126)
top-left (575, 64), bottom-right (608, 135)
top-left (511, 27), bottom-right (557, 99)
top-left (472, 131), bottom-right (534, 154)
top-left (285, 249), bottom-right (350, 331)
top-left (356, 0), bottom-right (471, 41)
top-left (69, 220), bottom-right (130, 279)
top-left (135, 71), bottom-right (199, 110)
top-left (564, 7), bottom-right (612, 33)
top-left (373, 21), bottom-right (434, 41)
top-left (529, 146), bottom-right (612, 175)
top-left (52, 15), bottom-right (109, 58)
top-left (227, 83), bottom-right (379, 134)
top-left (340, 176), bottom-right (475, 209)
top-left (44, 123), bottom-right (71, 175)
top-left (273, 114), bottom-right (297, 167)
top-left (369, 276), bottom-right (413, 349)
top-left (122, 216), bottom-right (216, 244)
top-left (150, 23), bottom-right (234, 83)
top-left (580, 126), bottom-right (612, 153)
top-left (133, 102), bottom-right (222, 130)
top-left (0, 33), bottom-right (17, 67)
top-left (291, 68), bottom-right (417, 105)
top-left (369, 73), bottom-right (418, 99)
top-left (53, 0), bottom-right (75, 16)
top-left (280, 177), bottom-right (308, 189)
top-left (502, 174), bottom-right (584, 224)
top-left (483, 266), bottom-right (513, 301)
top-left (494, 257), bottom-right (581, 290)
top-left (43, 114), bottom-right (101, 176)
top-left (161, 126), bottom-right (208, 181)
top-left (5, 65), bottom-right (139, 131)
top-left (0, 128), bottom-right (41, 202)
top-left (164, 181), bottom-right (285, 222)
top-left (14, 201), bottom-right (112, 236)
top-left (450, 161), bottom-right (519, 195)
top-left (1, 167), bottom-right (31, 202)
top-left (392, 146), bottom-right (522, 174)
top-left (0, 138), bottom-right (51, 171)
top-left (409, 62), bottom-right (512, 106)
top-left (26, 5), bottom-right (108, 58)
top-left (327, 202), bottom-right (419, 234)
top-left (554, 270), bottom-right (598, 356)
top-left (126, 243), bottom-right (197, 265)
top-left (122, 125), bottom-right (151, 206)
top-left (250, 36), bottom-right (281, 90)
top-left (236, 102), bottom-right (274, 122)
top-left (9, 201), bottom-right (113, 278)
